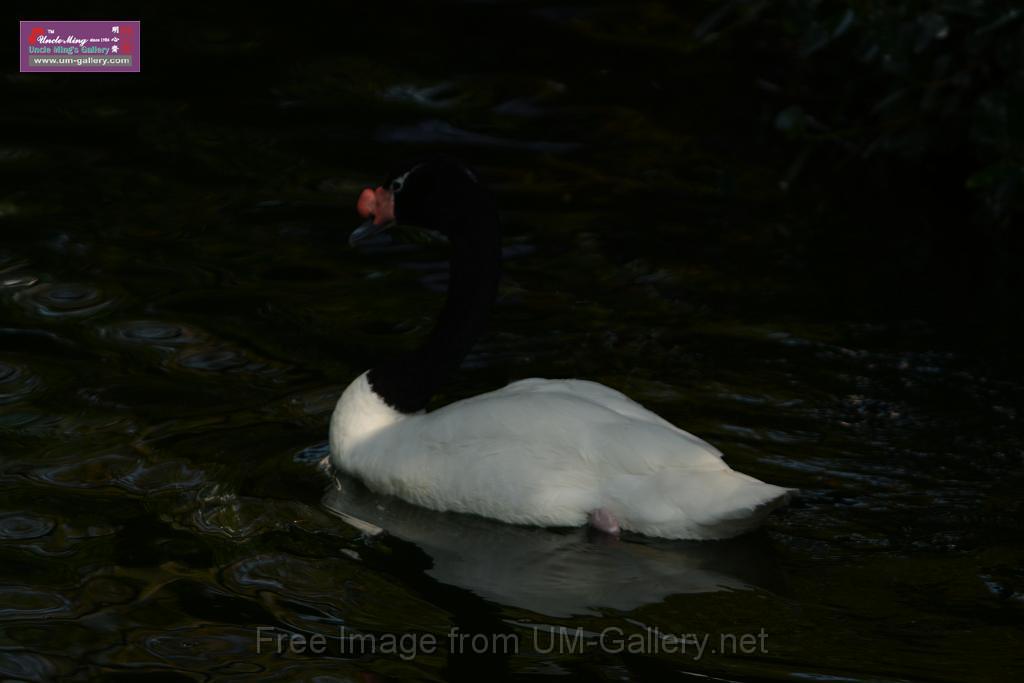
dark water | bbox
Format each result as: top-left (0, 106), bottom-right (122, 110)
top-left (2, 3), bottom-right (1023, 681)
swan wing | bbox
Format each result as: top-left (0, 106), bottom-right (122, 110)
top-left (498, 378), bottom-right (723, 457)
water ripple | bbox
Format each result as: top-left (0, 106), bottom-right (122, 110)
top-left (100, 320), bottom-right (289, 378)
top-left (293, 441), bottom-right (330, 466)
top-left (0, 652), bottom-right (58, 680)
top-left (223, 554), bottom-right (357, 605)
top-left (13, 282), bottom-right (115, 318)
top-left (175, 347), bottom-right (251, 372)
top-left (0, 585), bottom-right (73, 618)
top-left (0, 513), bottom-right (55, 540)
top-left (382, 81), bottom-right (464, 108)
top-left (0, 361), bottom-right (41, 404)
top-left (1, 274), bottom-right (38, 288)
top-left (190, 489), bottom-right (337, 540)
top-left (141, 627), bottom-right (254, 666)
top-left (29, 454), bottom-right (204, 495)
top-left (101, 320), bottom-right (201, 346)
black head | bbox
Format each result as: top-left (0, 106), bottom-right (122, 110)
top-left (351, 157), bottom-right (493, 245)
top-left (351, 157), bottom-right (503, 414)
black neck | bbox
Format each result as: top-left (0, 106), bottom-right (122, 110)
top-left (367, 205), bottom-right (501, 413)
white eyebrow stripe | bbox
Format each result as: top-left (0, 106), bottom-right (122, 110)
top-left (391, 163), bottom-right (425, 193)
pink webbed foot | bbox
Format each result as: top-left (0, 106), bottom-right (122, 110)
top-left (588, 508), bottom-right (621, 535)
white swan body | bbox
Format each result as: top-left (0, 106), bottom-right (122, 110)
top-left (329, 372), bottom-right (790, 540)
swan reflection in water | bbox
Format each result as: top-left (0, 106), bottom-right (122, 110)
top-left (322, 475), bottom-right (785, 617)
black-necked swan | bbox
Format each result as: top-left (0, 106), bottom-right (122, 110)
top-left (329, 157), bottom-right (791, 540)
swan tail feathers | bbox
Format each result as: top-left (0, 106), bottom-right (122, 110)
top-left (612, 469), bottom-right (793, 540)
